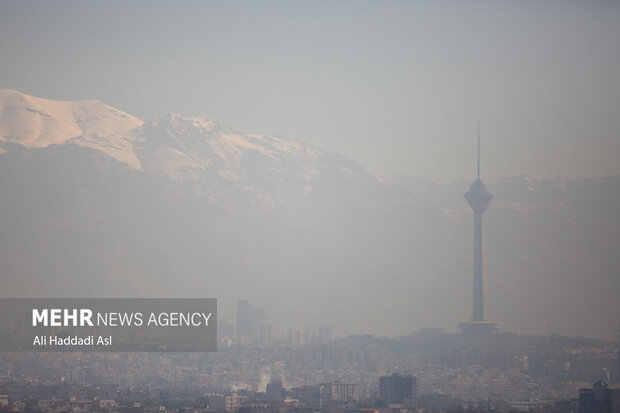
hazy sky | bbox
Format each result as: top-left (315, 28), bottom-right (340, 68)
top-left (1, 1), bottom-right (619, 183)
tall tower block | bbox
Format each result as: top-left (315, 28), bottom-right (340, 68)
top-left (460, 123), bottom-right (501, 335)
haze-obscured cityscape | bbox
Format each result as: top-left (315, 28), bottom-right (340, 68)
top-left (1, 315), bottom-right (619, 412)
top-left (2, 1), bottom-right (620, 412)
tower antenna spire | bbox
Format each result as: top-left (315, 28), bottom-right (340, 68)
top-left (477, 120), bottom-right (480, 180)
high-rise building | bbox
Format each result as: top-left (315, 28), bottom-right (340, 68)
top-left (260, 323), bottom-right (276, 347)
top-left (252, 305), bottom-right (265, 337)
top-left (236, 299), bottom-right (251, 337)
top-left (287, 328), bottom-right (303, 347)
top-left (325, 382), bottom-right (359, 403)
top-left (379, 373), bottom-right (417, 406)
top-left (266, 380), bottom-right (283, 401)
top-left (303, 328), bottom-right (316, 344)
top-left (209, 392), bottom-right (248, 413)
top-left (459, 124), bottom-right (502, 336)
top-left (291, 385), bottom-right (325, 411)
top-left (236, 299), bottom-right (266, 339)
top-left (317, 325), bottom-right (333, 342)
top-left (578, 380), bottom-right (620, 413)
top-left (291, 383), bottom-right (359, 409)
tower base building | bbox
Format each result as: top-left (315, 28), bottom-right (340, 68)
top-left (459, 320), bottom-right (502, 336)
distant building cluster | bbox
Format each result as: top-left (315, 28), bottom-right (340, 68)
top-left (236, 299), bottom-right (331, 348)
top-left (5, 375), bottom-right (620, 413)
top-left (1, 331), bottom-right (619, 413)
top-left (286, 327), bottom-right (332, 347)
top-left (209, 374), bottom-right (413, 413)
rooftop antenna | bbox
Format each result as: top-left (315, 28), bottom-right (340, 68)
top-left (477, 120), bottom-right (481, 180)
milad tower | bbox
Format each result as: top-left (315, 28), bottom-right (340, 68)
top-left (459, 123), bottom-right (502, 336)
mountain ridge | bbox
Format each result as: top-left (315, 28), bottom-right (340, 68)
top-left (0, 90), bottom-right (618, 340)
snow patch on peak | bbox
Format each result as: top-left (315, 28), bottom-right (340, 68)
top-left (128, 110), bottom-right (351, 193)
top-left (150, 113), bottom-right (220, 133)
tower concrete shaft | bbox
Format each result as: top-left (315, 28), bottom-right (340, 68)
top-left (464, 124), bottom-right (492, 322)
top-left (465, 180), bottom-right (492, 322)
top-left (473, 209), bottom-right (485, 321)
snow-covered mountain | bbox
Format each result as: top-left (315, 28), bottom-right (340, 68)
top-left (0, 89), bottom-right (143, 169)
top-left (0, 90), bottom-right (618, 340)
top-left (0, 90), bottom-right (380, 210)
top-left (130, 112), bottom-right (380, 209)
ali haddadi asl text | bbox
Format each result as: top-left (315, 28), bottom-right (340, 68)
top-left (32, 335), bottom-right (112, 347)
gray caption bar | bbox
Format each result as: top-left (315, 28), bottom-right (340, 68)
top-left (0, 299), bottom-right (217, 352)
